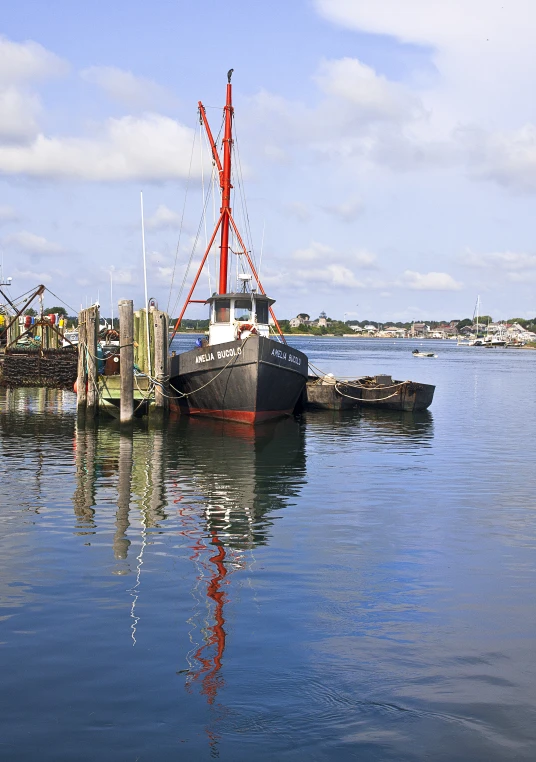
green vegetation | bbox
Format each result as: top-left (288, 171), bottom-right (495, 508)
top-left (507, 317), bottom-right (536, 332)
top-left (44, 306), bottom-right (68, 317)
top-left (172, 318), bottom-right (210, 332)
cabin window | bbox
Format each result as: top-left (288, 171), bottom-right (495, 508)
top-left (214, 300), bottom-right (231, 322)
top-left (234, 299), bottom-right (252, 321)
top-left (256, 301), bottom-right (269, 324)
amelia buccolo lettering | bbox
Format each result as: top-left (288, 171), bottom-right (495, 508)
top-left (271, 348), bottom-right (302, 366)
top-left (195, 348), bottom-right (242, 364)
top-left (217, 348), bottom-right (241, 359)
top-left (195, 352), bottom-right (215, 364)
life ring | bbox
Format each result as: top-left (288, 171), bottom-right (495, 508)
top-left (236, 323), bottom-right (258, 340)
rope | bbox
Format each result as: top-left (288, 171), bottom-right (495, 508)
top-left (343, 379), bottom-right (409, 391)
top-left (169, 168), bottom-right (216, 321)
top-left (168, 110), bottom-right (225, 319)
top-left (44, 287), bottom-right (77, 315)
top-left (334, 382), bottom-right (407, 403)
top-left (233, 121), bottom-right (257, 273)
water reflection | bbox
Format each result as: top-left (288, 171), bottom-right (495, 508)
top-left (303, 408), bottom-right (434, 449)
top-left (1, 388), bottom-right (442, 759)
top-left (68, 414), bottom-right (307, 728)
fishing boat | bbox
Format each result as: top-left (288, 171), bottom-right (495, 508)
top-left (302, 374), bottom-right (435, 412)
top-left (168, 71), bottom-right (308, 424)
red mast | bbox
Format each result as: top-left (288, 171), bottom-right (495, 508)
top-left (219, 70), bottom-right (234, 294)
top-left (170, 71), bottom-right (286, 342)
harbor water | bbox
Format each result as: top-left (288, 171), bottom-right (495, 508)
top-left (1, 337), bottom-right (535, 761)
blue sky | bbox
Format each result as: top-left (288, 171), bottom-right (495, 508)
top-left (1, 0), bottom-right (536, 321)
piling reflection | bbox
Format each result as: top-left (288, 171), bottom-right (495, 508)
top-left (73, 427), bottom-right (97, 533)
top-left (114, 434), bottom-right (133, 560)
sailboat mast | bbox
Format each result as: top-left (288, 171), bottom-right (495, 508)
top-left (219, 70), bottom-right (234, 294)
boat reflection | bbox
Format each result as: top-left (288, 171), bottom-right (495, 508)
top-left (303, 407), bottom-right (434, 445)
top-left (69, 415), bottom-right (306, 719)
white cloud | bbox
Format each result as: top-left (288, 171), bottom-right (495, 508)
top-left (316, 57), bottom-right (421, 123)
top-left (145, 204), bottom-right (181, 230)
top-left (4, 230), bottom-right (65, 255)
top-left (291, 241), bottom-right (378, 270)
top-left (349, 249), bottom-right (378, 269)
top-left (321, 197), bottom-right (364, 222)
top-left (0, 86), bottom-right (41, 143)
top-left (81, 66), bottom-right (177, 111)
top-left (292, 241), bottom-right (333, 262)
top-left (0, 114), bottom-right (197, 181)
top-left (0, 205), bottom-right (18, 223)
top-left (461, 248), bottom-right (536, 270)
top-left (0, 36), bottom-right (68, 86)
top-left (506, 271), bottom-right (536, 284)
top-left (284, 201), bottom-right (311, 221)
top-left (245, 58), bottom-right (426, 170)
top-left (314, 1), bottom-right (536, 125)
top-left (297, 263), bottom-right (366, 288)
top-left (13, 268), bottom-right (52, 283)
top-left (401, 270), bottom-right (463, 291)
top-left (461, 125), bottom-right (536, 193)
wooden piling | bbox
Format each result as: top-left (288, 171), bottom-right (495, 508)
top-left (119, 299), bottom-right (134, 424)
top-left (86, 305), bottom-right (99, 416)
top-left (152, 308), bottom-right (169, 410)
top-left (76, 310), bottom-right (87, 417)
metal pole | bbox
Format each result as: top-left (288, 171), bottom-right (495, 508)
top-left (119, 299), bottom-right (134, 424)
top-left (140, 192), bottom-right (151, 376)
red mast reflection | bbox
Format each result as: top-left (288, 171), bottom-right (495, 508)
top-left (187, 530), bottom-right (228, 703)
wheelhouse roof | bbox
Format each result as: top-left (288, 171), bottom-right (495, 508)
top-left (206, 292), bottom-right (275, 306)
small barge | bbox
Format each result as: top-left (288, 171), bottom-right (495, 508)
top-left (303, 374), bottom-right (435, 412)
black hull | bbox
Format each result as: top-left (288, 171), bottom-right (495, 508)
top-left (169, 335), bottom-right (308, 424)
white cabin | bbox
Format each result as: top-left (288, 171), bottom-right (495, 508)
top-left (206, 292), bottom-right (273, 346)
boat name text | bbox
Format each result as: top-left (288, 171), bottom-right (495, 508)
top-left (195, 348), bottom-right (242, 364)
top-left (271, 348), bottom-right (302, 366)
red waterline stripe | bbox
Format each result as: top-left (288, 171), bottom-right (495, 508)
top-left (169, 405), bottom-right (292, 424)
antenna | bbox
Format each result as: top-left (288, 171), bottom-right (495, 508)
top-left (140, 191), bottom-right (151, 376)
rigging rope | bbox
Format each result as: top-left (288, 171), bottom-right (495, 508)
top-left (168, 168), bottom-right (216, 321)
top-left (168, 110), bottom-right (225, 320)
top-left (233, 120), bottom-right (257, 273)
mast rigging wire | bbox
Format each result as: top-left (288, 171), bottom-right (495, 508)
top-left (168, 111), bottom-right (225, 317)
top-left (169, 175), bottom-right (216, 320)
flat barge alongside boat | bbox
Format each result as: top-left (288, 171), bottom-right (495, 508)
top-left (303, 374), bottom-right (435, 412)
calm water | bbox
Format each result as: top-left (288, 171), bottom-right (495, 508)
top-left (1, 337), bottom-right (535, 761)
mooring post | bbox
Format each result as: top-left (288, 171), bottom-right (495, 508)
top-left (153, 309), bottom-right (169, 411)
top-left (119, 299), bottom-right (134, 424)
top-left (76, 309), bottom-right (88, 418)
top-left (86, 305), bottom-right (99, 416)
